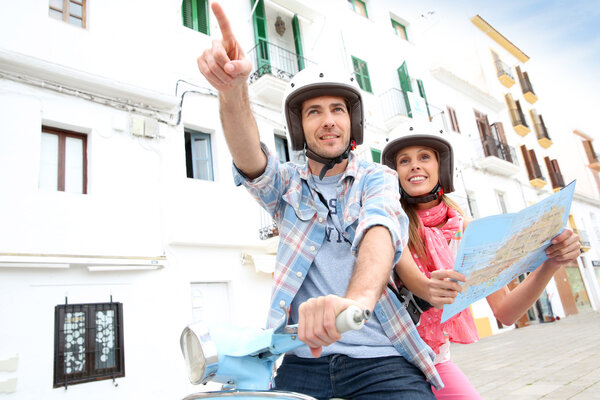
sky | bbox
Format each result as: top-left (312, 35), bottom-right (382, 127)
top-left (410, 0), bottom-right (600, 139)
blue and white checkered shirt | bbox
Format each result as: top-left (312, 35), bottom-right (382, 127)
top-left (233, 144), bottom-right (443, 389)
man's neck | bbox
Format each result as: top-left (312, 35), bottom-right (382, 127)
top-left (308, 158), bottom-right (349, 178)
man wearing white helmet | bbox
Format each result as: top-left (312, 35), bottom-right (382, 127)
top-left (197, 3), bottom-right (442, 398)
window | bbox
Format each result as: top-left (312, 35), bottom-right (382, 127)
top-left (496, 191), bottom-right (508, 214)
top-left (49, 0), bottom-right (86, 28)
top-left (391, 19), bottom-right (408, 40)
top-left (371, 148), bottom-right (381, 163)
top-left (466, 191), bottom-right (480, 219)
top-left (544, 157), bottom-right (565, 190)
top-left (39, 126), bottom-right (87, 194)
top-left (191, 282), bottom-right (231, 324)
top-left (182, 0), bottom-right (210, 35)
top-left (520, 145), bottom-right (546, 186)
top-left (274, 134), bottom-right (290, 164)
top-left (54, 302), bottom-right (124, 388)
top-left (352, 56), bottom-right (372, 93)
top-left (447, 106), bottom-right (460, 133)
top-left (185, 130), bottom-right (214, 181)
top-left (347, 0), bottom-right (368, 18)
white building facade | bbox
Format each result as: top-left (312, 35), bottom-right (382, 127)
top-left (1, 1), bottom-right (598, 399)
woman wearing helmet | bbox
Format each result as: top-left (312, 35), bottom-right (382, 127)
top-left (382, 130), bottom-right (581, 399)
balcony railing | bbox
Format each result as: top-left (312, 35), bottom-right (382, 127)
top-left (480, 134), bottom-right (518, 165)
top-left (495, 59), bottom-right (515, 88)
top-left (534, 119), bottom-right (552, 148)
top-left (248, 41), bottom-right (315, 84)
top-left (258, 208), bottom-right (279, 240)
top-left (379, 88), bottom-right (410, 121)
top-left (520, 71), bottom-right (538, 104)
top-left (509, 106), bottom-right (530, 136)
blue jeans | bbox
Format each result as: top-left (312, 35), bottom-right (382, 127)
top-left (273, 354), bottom-right (435, 400)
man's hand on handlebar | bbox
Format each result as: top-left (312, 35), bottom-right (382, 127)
top-left (297, 295), bottom-right (366, 358)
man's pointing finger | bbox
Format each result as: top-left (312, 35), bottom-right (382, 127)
top-left (211, 2), bottom-right (236, 51)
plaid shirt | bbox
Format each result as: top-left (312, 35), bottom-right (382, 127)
top-left (233, 144), bottom-right (443, 389)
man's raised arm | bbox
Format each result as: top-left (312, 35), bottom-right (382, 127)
top-left (197, 2), bottom-right (266, 179)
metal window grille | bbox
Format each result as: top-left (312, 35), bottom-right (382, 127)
top-left (53, 301), bottom-right (125, 388)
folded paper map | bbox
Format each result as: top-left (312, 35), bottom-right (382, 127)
top-left (441, 181), bottom-right (576, 323)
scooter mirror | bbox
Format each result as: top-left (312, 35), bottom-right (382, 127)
top-left (180, 322), bottom-right (219, 385)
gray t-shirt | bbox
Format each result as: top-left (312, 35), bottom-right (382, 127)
top-left (289, 173), bottom-right (399, 358)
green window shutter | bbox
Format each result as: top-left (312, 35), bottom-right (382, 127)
top-left (182, 0), bottom-right (209, 35)
top-left (182, 0), bottom-right (193, 29)
top-left (251, 0), bottom-right (270, 71)
top-left (352, 56), bottom-right (372, 93)
top-left (371, 148), bottom-right (381, 163)
top-left (397, 62), bottom-right (412, 118)
top-left (292, 15), bottom-right (305, 71)
top-left (416, 79), bottom-right (431, 117)
top-left (197, 0), bottom-right (209, 35)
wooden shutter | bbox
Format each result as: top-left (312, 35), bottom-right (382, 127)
top-left (197, 0), bottom-right (209, 35)
top-left (292, 15), bottom-right (304, 71)
top-left (583, 140), bottom-right (597, 163)
top-left (397, 62), bottom-right (413, 92)
top-left (397, 62), bottom-right (412, 117)
top-left (251, 0), bottom-right (270, 71)
top-left (521, 145), bottom-right (534, 180)
top-left (416, 79), bottom-right (431, 117)
top-left (544, 156), bottom-right (558, 188)
top-left (182, 0), bottom-right (193, 29)
top-left (515, 100), bottom-right (527, 126)
top-left (447, 106), bottom-right (460, 133)
top-left (552, 159), bottom-right (565, 187)
top-left (529, 149), bottom-right (542, 179)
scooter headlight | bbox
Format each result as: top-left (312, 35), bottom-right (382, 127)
top-left (180, 322), bottom-right (219, 384)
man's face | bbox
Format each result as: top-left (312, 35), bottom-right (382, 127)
top-left (301, 95), bottom-right (351, 159)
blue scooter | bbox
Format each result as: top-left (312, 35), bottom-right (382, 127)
top-left (180, 306), bottom-right (371, 400)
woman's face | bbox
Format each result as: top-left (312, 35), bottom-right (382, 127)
top-left (395, 146), bottom-right (440, 197)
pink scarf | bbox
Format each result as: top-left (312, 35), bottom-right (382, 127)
top-left (412, 201), bottom-right (479, 354)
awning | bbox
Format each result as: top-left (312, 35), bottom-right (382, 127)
top-left (241, 252), bottom-right (276, 274)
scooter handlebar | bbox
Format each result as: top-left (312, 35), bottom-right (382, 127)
top-left (335, 305), bottom-right (372, 333)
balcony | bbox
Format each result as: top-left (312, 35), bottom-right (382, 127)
top-left (509, 107), bottom-right (531, 136)
top-left (247, 41), bottom-right (315, 106)
top-left (534, 121), bottom-right (553, 148)
top-left (495, 59), bottom-right (515, 88)
top-left (474, 134), bottom-right (520, 176)
top-left (379, 88), bottom-right (411, 129)
top-left (528, 165), bottom-right (547, 189)
top-left (258, 207), bottom-right (279, 241)
top-left (520, 71), bottom-right (538, 104)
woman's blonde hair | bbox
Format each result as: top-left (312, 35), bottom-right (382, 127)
top-left (401, 195), bottom-right (466, 262)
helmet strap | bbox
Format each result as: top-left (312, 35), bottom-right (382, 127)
top-left (401, 182), bottom-right (444, 204)
top-left (305, 140), bottom-right (354, 180)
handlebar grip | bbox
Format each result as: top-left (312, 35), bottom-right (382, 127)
top-left (335, 305), bottom-right (371, 333)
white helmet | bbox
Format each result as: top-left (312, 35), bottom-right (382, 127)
top-left (283, 67), bottom-right (364, 151)
top-left (381, 128), bottom-right (455, 201)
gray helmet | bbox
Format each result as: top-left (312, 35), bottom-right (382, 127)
top-left (283, 67), bottom-right (364, 151)
top-left (381, 129), bottom-right (455, 194)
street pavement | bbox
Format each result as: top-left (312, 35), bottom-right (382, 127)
top-left (450, 309), bottom-right (600, 399)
